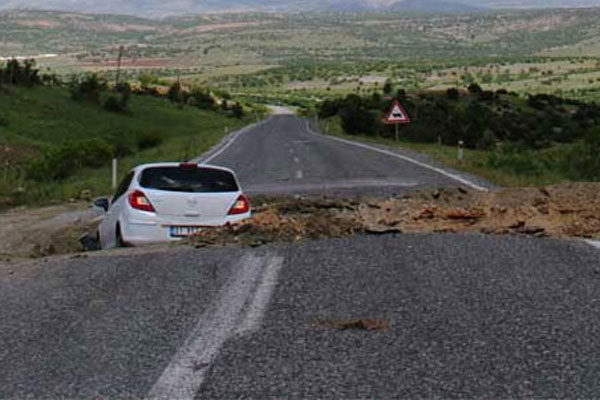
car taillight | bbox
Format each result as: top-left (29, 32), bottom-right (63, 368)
top-left (129, 190), bottom-right (155, 212)
top-left (179, 163), bottom-right (198, 169)
top-left (228, 194), bottom-right (250, 215)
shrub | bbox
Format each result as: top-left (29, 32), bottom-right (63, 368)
top-left (486, 146), bottom-right (545, 176)
top-left (71, 74), bottom-right (107, 104)
top-left (136, 132), bottom-right (163, 150)
top-left (339, 94), bottom-right (378, 136)
top-left (110, 133), bottom-right (136, 158)
top-left (189, 87), bottom-right (215, 110)
top-left (232, 102), bottom-right (244, 119)
top-left (318, 99), bottom-right (341, 119)
top-left (167, 82), bottom-right (183, 104)
top-left (567, 129), bottom-right (600, 181)
top-left (467, 83), bottom-right (483, 94)
top-left (446, 88), bottom-right (460, 100)
top-left (383, 79), bottom-right (394, 95)
top-left (104, 95), bottom-right (125, 113)
top-left (28, 139), bottom-right (113, 181)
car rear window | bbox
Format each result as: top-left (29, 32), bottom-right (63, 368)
top-left (140, 167), bottom-right (239, 193)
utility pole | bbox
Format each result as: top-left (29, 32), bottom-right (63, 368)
top-left (115, 45), bottom-right (124, 87)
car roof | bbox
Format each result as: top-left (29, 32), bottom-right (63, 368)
top-left (131, 163), bottom-right (236, 175)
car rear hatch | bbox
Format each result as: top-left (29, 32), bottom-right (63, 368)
top-left (139, 165), bottom-right (241, 220)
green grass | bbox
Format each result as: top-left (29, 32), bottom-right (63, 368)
top-left (0, 85), bottom-right (255, 208)
top-left (317, 116), bottom-right (572, 187)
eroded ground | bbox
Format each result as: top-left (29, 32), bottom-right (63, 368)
top-left (1, 183), bottom-right (599, 259)
top-left (190, 183), bottom-right (600, 247)
top-left (0, 203), bottom-right (102, 259)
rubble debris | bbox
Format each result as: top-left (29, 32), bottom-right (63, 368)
top-left (2, 183), bottom-right (600, 259)
top-left (188, 183), bottom-right (600, 248)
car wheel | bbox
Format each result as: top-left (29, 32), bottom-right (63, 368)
top-left (115, 224), bottom-right (127, 248)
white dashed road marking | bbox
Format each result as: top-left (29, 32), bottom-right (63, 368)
top-left (147, 253), bottom-right (283, 400)
top-left (235, 257), bottom-right (284, 336)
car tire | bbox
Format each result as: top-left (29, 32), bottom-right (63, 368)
top-left (116, 224), bottom-right (127, 248)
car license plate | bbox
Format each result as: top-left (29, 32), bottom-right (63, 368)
top-left (170, 226), bottom-right (202, 238)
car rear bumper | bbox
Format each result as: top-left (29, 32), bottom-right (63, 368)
top-left (120, 212), bottom-right (251, 246)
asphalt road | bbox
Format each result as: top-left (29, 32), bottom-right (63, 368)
top-left (2, 116), bottom-right (599, 399)
top-left (197, 115), bottom-right (491, 197)
top-left (1, 235), bottom-right (600, 399)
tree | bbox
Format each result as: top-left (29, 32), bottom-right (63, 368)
top-left (71, 74), bottom-right (107, 104)
top-left (189, 87), bottom-right (215, 110)
top-left (446, 88), bottom-right (460, 100)
top-left (232, 102), bottom-right (244, 119)
top-left (383, 79), bottom-right (394, 96)
top-left (167, 82), bottom-right (183, 104)
top-left (0, 58), bottom-right (42, 86)
top-left (467, 83), bottom-right (483, 94)
top-left (339, 94), bottom-right (378, 136)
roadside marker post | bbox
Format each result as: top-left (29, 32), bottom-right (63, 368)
top-left (112, 158), bottom-right (118, 189)
top-left (382, 99), bottom-right (411, 141)
top-left (458, 141), bottom-right (464, 163)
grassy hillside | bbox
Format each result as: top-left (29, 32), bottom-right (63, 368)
top-left (0, 85), bottom-right (255, 209)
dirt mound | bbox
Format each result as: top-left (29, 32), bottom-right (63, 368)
top-left (189, 183), bottom-right (600, 247)
top-left (2, 183), bottom-right (599, 259)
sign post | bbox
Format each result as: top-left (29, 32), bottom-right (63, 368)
top-left (382, 99), bottom-right (411, 141)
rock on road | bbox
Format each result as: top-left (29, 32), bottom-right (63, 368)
top-left (1, 116), bottom-right (599, 399)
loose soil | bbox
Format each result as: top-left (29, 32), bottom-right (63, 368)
top-left (1, 183), bottom-right (599, 259)
top-left (0, 203), bottom-right (102, 260)
top-left (189, 183), bottom-right (600, 248)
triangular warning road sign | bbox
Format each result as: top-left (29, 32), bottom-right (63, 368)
top-left (383, 100), bottom-right (411, 125)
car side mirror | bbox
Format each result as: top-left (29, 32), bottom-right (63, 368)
top-left (94, 198), bottom-right (110, 212)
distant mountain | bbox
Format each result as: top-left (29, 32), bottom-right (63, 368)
top-left (0, 0), bottom-right (597, 16)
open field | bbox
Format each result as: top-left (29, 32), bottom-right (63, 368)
top-left (3, 9), bottom-right (600, 101)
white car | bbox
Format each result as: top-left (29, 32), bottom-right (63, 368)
top-left (94, 162), bottom-right (251, 249)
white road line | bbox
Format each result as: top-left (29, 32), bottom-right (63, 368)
top-left (235, 257), bottom-right (284, 336)
top-left (198, 119), bottom-right (266, 164)
top-left (305, 122), bottom-right (489, 192)
top-left (200, 129), bottom-right (244, 165)
top-left (296, 170), bottom-right (304, 180)
top-left (585, 240), bottom-right (600, 250)
top-left (147, 254), bottom-right (277, 400)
